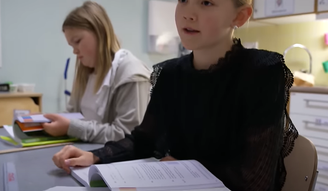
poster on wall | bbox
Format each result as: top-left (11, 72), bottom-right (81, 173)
top-left (265, 0), bottom-right (295, 17)
top-left (318, 0), bottom-right (328, 12)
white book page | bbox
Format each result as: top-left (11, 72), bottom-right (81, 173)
top-left (167, 189), bottom-right (229, 191)
top-left (3, 125), bottom-right (14, 138)
top-left (17, 113), bottom-right (84, 123)
top-left (93, 160), bottom-right (224, 190)
top-left (44, 186), bottom-right (229, 191)
top-left (1, 125), bottom-right (25, 145)
top-left (0, 125), bottom-right (20, 146)
top-left (71, 167), bottom-right (90, 187)
top-left (71, 158), bottom-right (159, 187)
top-left (44, 186), bottom-right (110, 191)
top-left (12, 109), bottom-right (30, 127)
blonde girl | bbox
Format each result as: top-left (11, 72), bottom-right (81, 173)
top-left (42, 1), bottom-right (151, 144)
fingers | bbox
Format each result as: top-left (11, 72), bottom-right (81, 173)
top-left (42, 122), bottom-right (54, 129)
top-left (53, 145), bottom-right (80, 174)
top-left (42, 122), bottom-right (57, 136)
top-left (66, 157), bottom-right (85, 167)
top-left (43, 113), bottom-right (59, 121)
top-left (60, 145), bottom-right (81, 173)
top-left (52, 145), bottom-right (95, 174)
top-left (65, 151), bottom-right (94, 167)
top-left (160, 156), bottom-right (177, 161)
top-left (52, 145), bottom-right (70, 170)
top-left (62, 160), bottom-right (71, 174)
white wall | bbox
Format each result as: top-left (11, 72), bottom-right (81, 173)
top-left (0, 0), bottom-right (176, 112)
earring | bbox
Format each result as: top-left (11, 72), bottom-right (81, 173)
top-left (234, 25), bottom-right (239, 30)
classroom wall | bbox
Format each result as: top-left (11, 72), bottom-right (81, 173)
top-left (235, 21), bottom-right (328, 86)
top-left (6, 1), bottom-right (327, 113)
top-left (0, 0), bottom-right (175, 113)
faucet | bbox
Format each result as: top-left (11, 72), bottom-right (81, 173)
top-left (283, 44), bottom-right (312, 74)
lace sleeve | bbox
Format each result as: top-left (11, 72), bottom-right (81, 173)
top-left (236, 57), bottom-right (297, 191)
top-left (90, 62), bottom-right (166, 163)
top-left (199, 59), bottom-right (296, 191)
top-left (281, 63), bottom-right (298, 158)
top-left (242, 58), bottom-right (297, 190)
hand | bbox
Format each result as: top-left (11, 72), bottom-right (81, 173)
top-left (42, 114), bottom-right (70, 136)
top-left (160, 156), bottom-right (177, 161)
top-left (52, 145), bottom-right (99, 174)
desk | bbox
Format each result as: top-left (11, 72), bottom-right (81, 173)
top-left (0, 129), bottom-right (102, 191)
top-left (0, 129), bottom-right (230, 191)
top-left (0, 93), bottom-right (43, 126)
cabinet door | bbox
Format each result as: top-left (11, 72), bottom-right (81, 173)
top-left (0, 97), bottom-right (40, 126)
top-left (289, 92), bottom-right (328, 117)
top-left (317, 0), bottom-right (328, 12)
top-left (253, 0), bottom-right (315, 19)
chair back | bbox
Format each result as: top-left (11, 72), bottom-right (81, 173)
top-left (282, 135), bottom-right (318, 191)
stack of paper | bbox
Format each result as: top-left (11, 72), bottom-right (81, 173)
top-left (0, 110), bottom-right (84, 147)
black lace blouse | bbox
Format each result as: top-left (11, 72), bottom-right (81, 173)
top-left (90, 39), bottom-right (298, 191)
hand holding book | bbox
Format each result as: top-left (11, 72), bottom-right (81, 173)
top-left (42, 114), bottom-right (71, 136)
top-left (0, 111), bottom-right (83, 147)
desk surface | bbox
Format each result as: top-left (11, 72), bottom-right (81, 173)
top-left (0, 129), bottom-right (102, 191)
top-left (0, 129), bottom-right (230, 191)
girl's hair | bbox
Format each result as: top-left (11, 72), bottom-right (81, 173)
top-left (63, 1), bottom-right (120, 101)
top-left (233, 0), bottom-right (252, 7)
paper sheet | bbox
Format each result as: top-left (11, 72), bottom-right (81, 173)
top-left (17, 113), bottom-right (84, 123)
top-left (44, 186), bottom-right (229, 191)
top-left (71, 157), bottom-right (159, 187)
top-left (90, 160), bottom-right (224, 190)
top-left (3, 125), bottom-right (14, 138)
top-left (44, 187), bottom-right (109, 191)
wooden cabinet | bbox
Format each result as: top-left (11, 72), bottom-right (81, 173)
top-left (0, 93), bottom-right (42, 126)
top-left (289, 92), bottom-right (328, 189)
top-left (252, 0), bottom-right (315, 20)
top-left (317, 0), bottom-right (328, 12)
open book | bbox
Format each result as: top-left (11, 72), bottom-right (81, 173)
top-left (71, 158), bottom-right (159, 187)
top-left (71, 158), bottom-right (226, 191)
top-left (0, 110), bottom-right (83, 147)
top-left (44, 186), bottom-right (228, 191)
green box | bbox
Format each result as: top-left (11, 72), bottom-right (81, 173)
top-left (323, 61), bottom-right (328, 73)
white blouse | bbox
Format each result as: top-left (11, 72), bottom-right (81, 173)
top-left (80, 73), bottom-right (102, 122)
top-left (79, 49), bottom-right (123, 122)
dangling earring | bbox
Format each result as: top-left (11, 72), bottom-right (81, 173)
top-left (234, 25), bottom-right (239, 30)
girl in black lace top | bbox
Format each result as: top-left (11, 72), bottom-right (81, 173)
top-left (52, 0), bottom-right (298, 190)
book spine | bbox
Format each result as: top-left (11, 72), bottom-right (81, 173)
top-left (21, 136), bottom-right (73, 143)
